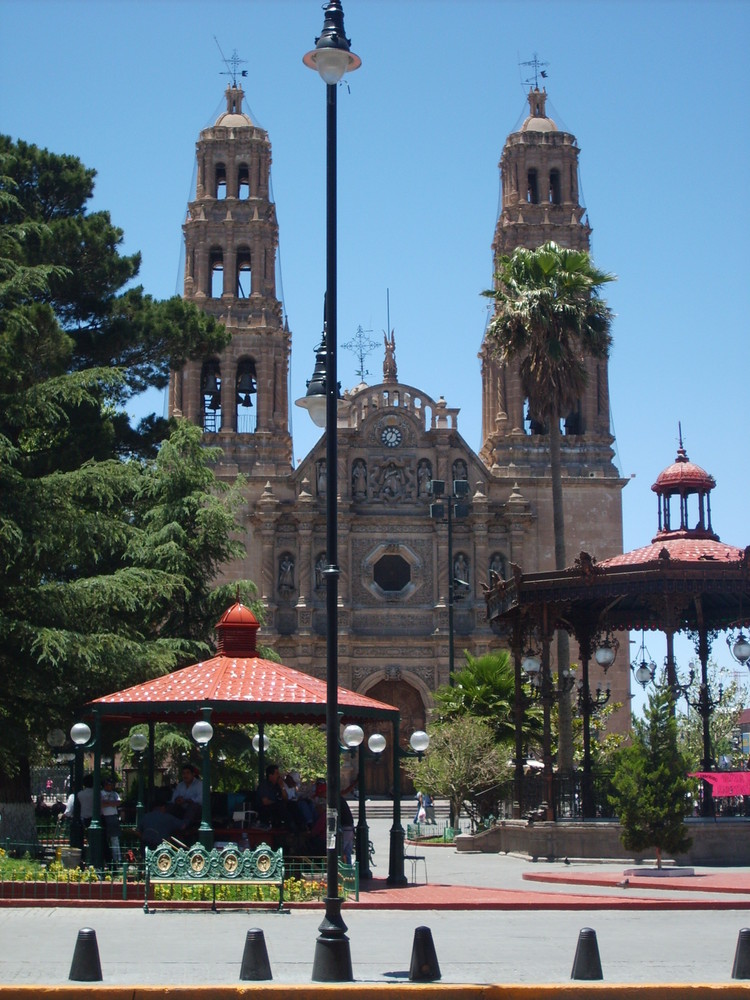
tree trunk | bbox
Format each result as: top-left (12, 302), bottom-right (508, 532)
top-left (549, 419), bottom-right (574, 773)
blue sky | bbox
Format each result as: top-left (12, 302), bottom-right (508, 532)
top-left (2, 0), bottom-right (749, 707)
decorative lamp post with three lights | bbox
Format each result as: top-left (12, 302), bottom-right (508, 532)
top-left (300, 0), bottom-right (360, 982)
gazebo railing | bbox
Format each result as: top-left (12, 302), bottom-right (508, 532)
top-left (470, 771), bottom-right (617, 822)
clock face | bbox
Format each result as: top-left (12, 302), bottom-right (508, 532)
top-left (381, 426), bottom-right (403, 448)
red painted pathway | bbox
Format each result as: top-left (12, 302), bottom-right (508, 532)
top-left (343, 871), bottom-right (750, 911)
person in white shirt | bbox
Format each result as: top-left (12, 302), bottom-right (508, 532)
top-left (101, 776), bottom-right (122, 864)
top-left (170, 764), bottom-right (203, 827)
top-left (77, 775), bottom-right (94, 824)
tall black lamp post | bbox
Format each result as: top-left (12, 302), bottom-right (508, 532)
top-left (301, 0), bottom-right (360, 982)
top-left (129, 731), bottom-right (148, 827)
top-left (427, 478), bottom-right (470, 686)
top-left (355, 733), bottom-right (385, 879)
top-left (192, 711), bottom-right (214, 849)
top-left (575, 631), bottom-right (615, 818)
top-left (69, 722), bottom-right (91, 852)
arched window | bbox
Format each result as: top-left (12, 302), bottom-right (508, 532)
top-left (209, 249), bottom-right (224, 298)
top-left (527, 168), bottom-right (539, 204)
top-left (549, 169), bottom-right (561, 204)
top-left (238, 165), bottom-right (250, 199)
top-left (201, 361), bottom-right (222, 432)
top-left (235, 359), bottom-right (257, 434)
top-left (236, 248), bottom-right (251, 297)
top-left (564, 402), bottom-right (582, 436)
top-left (215, 163), bottom-right (227, 200)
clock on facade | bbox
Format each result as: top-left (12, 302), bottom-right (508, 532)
top-left (380, 425), bottom-right (403, 448)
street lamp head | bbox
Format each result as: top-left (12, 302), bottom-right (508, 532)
top-left (729, 632), bottom-right (750, 667)
top-left (427, 479), bottom-right (445, 497)
top-left (295, 331), bottom-right (328, 428)
top-left (342, 724), bottom-right (364, 749)
top-left (252, 733), bottom-right (270, 753)
top-left (191, 720), bottom-right (214, 746)
top-left (522, 652), bottom-right (541, 677)
top-left (634, 660), bottom-right (655, 688)
top-left (303, 0), bottom-right (361, 85)
top-left (453, 479), bottom-right (470, 498)
top-left (70, 722), bottom-right (91, 747)
top-left (594, 633), bottom-right (619, 672)
top-left (368, 733), bottom-right (386, 754)
top-left (409, 730), bottom-right (430, 754)
top-left (129, 732), bottom-right (148, 754)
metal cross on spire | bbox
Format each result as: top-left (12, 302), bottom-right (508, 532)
top-left (342, 324), bottom-right (378, 382)
top-left (214, 38), bottom-right (248, 87)
top-left (519, 52), bottom-right (550, 90)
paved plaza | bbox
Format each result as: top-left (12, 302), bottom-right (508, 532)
top-left (1, 816), bottom-right (750, 986)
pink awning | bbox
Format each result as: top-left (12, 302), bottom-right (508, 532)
top-left (691, 772), bottom-right (750, 796)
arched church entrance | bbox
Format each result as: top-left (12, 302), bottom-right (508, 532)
top-left (363, 678), bottom-right (426, 797)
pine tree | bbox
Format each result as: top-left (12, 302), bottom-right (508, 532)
top-left (0, 137), bottom-right (244, 829)
top-left (610, 687), bottom-right (693, 867)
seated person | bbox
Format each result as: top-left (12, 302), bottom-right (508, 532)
top-left (168, 763), bottom-right (202, 828)
top-left (256, 763), bottom-right (308, 832)
top-left (136, 801), bottom-right (186, 850)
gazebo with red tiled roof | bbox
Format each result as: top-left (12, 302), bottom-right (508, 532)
top-left (78, 602), bottom-right (400, 871)
top-left (486, 440), bottom-right (750, 821)
top-left (90, 601), bottom-right (399, 727)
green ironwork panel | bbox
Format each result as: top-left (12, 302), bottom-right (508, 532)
top-left (146, 842), bottom-right (283, 882)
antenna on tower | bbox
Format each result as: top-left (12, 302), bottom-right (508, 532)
top-left (214, 37), bottom-right (248, 87)
top-left (519, 52), bottom-right (550, 90)
top-left (342, 324), bottom-right (378, 383)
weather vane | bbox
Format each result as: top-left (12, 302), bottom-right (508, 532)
top-left (342, 325), bottom-right (378, 382)
top-left (214, 37), bottom-right (248, 87)
top-left (519, 52), bottom-right (549, 90)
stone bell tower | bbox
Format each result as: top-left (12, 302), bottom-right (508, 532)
top-left (479, 87), bottom-right (615, 479)
top-left (169, 84), bottom-right (292, 476)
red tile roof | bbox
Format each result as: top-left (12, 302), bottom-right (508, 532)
top-left (600, 537), bottom-right (744, 568)
top-left (92, 654), bottom-right (396, 713)
top-left (88, 601), bottom-right (399, 723)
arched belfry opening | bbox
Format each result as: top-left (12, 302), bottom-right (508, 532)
top-left (236, 248), bottom-right (251, 297)
top-left (201, 360), bottom-right (222, 433)
top-left (236, 359), bottom-right (257, 434)
top-left (215, 163), bottom-right (227, 200)
top-left (209, 249), bottom-right (224, 298)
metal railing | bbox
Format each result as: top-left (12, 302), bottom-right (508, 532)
top-left (469, 771), bottom-right (617, 822)
top-left (0, 838), bottom-right (358, 903)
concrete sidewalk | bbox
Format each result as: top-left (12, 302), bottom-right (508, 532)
top-left (3, 817), bottom-right (750, 985)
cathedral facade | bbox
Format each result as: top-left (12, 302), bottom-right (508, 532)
top-left (169, 83), bottom-right (628, 786)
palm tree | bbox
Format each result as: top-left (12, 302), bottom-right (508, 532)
top-left (483, 241), bottom-right (614, 771)
top-left (433, 650), bottom-right (543, 747)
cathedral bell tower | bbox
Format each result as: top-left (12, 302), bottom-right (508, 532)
top-left (479, 87), bottom-right (615, 478)
top-left (169, 84), bottom-right (292, 476)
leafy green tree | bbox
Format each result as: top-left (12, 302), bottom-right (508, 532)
top-left (610, 687), bottom-right (693, 867)
top-left (0, 137), bottom-right (241, 827)
top-left (483, 242), bottom-right (614, 771)
top-left (405, 716), bottom-right (509, 827)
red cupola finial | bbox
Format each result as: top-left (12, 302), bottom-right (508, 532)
top-left (651, 427), bottom-right (718, 542)
top-left (214, 601), bottom-right (260, 657)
